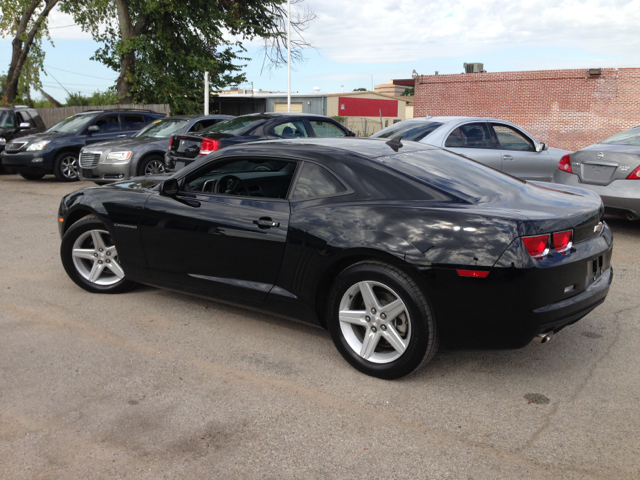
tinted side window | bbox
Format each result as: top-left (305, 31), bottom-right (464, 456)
top-left (491, 124), bottom-right (534, 151)
top-left (123, 114), bottom-right (146, 130)
top-left (16, 111), bottom-right (33, 127)
top-left (310, 120), bottom-right (346, 138)
top-left (445, 123), bottom-right (493, 149)
top-left (271, 120), bottom-right (309, 139)
top-left (92, 114), bottom-right (122, 132)
top-left (291, 162), bottom-right (347, 200)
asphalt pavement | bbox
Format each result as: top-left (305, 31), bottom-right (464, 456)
top-left (1, 174), bottom-right (639, 479)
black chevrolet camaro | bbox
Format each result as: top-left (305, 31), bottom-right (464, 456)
top-left (58, 138), bottom-right (613, 379)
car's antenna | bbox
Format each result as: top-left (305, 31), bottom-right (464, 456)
top-left (385, 135), bottom-right (403, 152)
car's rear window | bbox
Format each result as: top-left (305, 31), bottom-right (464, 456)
top-left (372, 121), bottom-right (443, 141)
top-left (600, 128), bottom-right (640, 146)
top-left (375, 149), bottom-right (525, 203)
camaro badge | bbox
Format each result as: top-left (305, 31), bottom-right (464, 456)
top-left (597, 152), bottom-right (604, 158)
top-left (594, 222), bottom-right (604, 234)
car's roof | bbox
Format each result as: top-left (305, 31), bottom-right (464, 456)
top-left (241, 112), bottom-right (335, 120)
top-left (401, 116), bottom-right (519, 125)
top-left (229, 137), bottom-right (436, 159)
top-left (165, 114), bottom-right (233, 120)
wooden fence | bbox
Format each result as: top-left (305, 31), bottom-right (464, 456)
top-left (34, 104), bottom-right (171, 129)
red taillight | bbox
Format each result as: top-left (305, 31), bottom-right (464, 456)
top-left (457, 270), bottom-right (490, 278)
top-left (625, 166), bottom-right (640, 179)
top-left (553, 230), bottom-right (573, 254)
top-left (522, 234), bottom-right (550, 259)
top-left (169, 136), bottom-right (173, 150)
top-left (558, 154), bottom-right (573, 173)
top-left (199, 138), bottom-right (220, 155)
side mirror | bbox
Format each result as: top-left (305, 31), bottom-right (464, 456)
top-left (19, 122), bottom-right (31, 130)
top-left (87, 125), bottom-right (100, 134)
top-left (536, 142), bottom-right (548, 152)
top-left (347, 131), bottom-right (356, 137)
top-left (160, 178), bottom-right (179, 196)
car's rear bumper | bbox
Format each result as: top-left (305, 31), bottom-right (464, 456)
top-left (422, 224), bottom-right (613, 348)
top-left (554, 170), bottom-right (640, 218)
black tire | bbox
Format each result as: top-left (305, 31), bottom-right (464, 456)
top-left (53, 151), bottom-right (80, 182)
top-left (60, 215), bottom-right (137, 294)
top-left (326, 261), bottom-right (439, 379)
top-left (19, 172), bottom-right (45, 180)
top-left (137, 155), bottom-right (166, 176)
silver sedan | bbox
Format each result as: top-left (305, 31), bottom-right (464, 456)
top-left (372, 116), bottom-right (570, 183)
top-left (554, 126), bottom-right (640, 220)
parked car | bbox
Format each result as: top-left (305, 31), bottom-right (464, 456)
top-left (165, 113), bottom-right (355, 171)
top-left (1, 109), bottom-right (165, 182)
top-left (554, 126), bottom-right (640, 220)
top-left (78, 114), bottom-right (233, 184)
top-left (58, 137), bottom-right (612, 379)
top-left (0, 105), bottom-right (47, 174)
top-left (372, 116), bottom-right (570, 182)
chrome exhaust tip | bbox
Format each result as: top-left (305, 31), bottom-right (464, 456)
top-left (533, 331), bottom-right (555, 344)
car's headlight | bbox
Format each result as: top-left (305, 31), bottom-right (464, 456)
top-left (26, 140), bottom-right (50, 151)
top-left (0, 137), bottom-right (6, 145)
top-left (103, 151), bottom-right (132, 164)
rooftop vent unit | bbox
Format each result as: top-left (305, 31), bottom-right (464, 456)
top-left (463, 63), bottom-right (484, 73)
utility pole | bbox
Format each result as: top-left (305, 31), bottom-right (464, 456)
top-left (287, 0), bottom-right (291, 112)
top-left (204, 71), bottom-right (209, 115)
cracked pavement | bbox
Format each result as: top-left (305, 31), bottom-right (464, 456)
top-left (1, 174), bottom-right (639, 479)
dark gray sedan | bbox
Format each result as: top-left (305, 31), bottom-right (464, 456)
top-left (79, 115), bottom-right (232, 184)
top-left (554, 126), bottom-right (640, 220)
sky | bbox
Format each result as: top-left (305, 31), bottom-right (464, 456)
top-left (2, 0), bottom-right (640, 102)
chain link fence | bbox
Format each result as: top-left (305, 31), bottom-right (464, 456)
top-left (333, 116), bottom-right (397, 137)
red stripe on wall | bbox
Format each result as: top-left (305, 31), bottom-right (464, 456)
top-left (338, 97), bottom-right (398, 117)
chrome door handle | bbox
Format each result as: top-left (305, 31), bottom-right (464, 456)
top-left (502, 155), bottom-right (514, 161)
top-left (253, 218), bottom-right (280, 229)
top-left (118, 134), bottom-right (127, 137)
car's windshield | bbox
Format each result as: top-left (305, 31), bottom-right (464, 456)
top-left (0, 110), bottom-right (15, 128)
top-left (601, 128), bottom-right (640, 146)
top-left (136, 118), bottom-right (189, 138)
top-left (202, 116), bottom-right (268, 135)
top-left (372, 121), bottom-right (444, 141)
top-left (47, 113), bottom-right (100, 133)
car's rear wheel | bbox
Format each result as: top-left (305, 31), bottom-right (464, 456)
top-left (138, 155), bottom-right (165, 176)
top-left (53, 152), bottom-right (79, 182)
top-left (326, 261), bottom-right (439, 379)
top-left (19, 172), bottom-right (45, 180)
top-left (60, 215), bottom-right (136, 294)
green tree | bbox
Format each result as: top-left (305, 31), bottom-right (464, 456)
top-left (1, 0), bottom-right (59, 105)
top-left (65, 0), bottom-right (314, 113)
top-left (65, 87), bottom-right (118, 106)
top-left (401, 87), bottom-right (414, 96)
top-left (353, 87), bottom-right (367, 92)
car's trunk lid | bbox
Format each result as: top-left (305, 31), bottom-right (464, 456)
top-left (571, 144), bottom-right (640, 185)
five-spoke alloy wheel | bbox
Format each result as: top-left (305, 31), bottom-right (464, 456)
top-left (60, 215), bottom-right (136, 293)
top-left (327, 261), bottom-right (438, 379)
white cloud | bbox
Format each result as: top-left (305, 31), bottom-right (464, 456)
top-left (47, 7), bottom-right (92, 40)
top-left (303, 0), bottom-right (640, 64)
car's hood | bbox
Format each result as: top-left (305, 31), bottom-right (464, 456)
top-left (86, 136), bottom-right (168, 151)
top-left (109, 174), bottom-right (171, 190)
top-left (16, 131), bottom-right (71, 143)
top-left (580, 143), bottom-right (640, 155)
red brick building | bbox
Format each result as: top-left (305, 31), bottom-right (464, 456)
top-left (413, 68), bottom-right (640, 151)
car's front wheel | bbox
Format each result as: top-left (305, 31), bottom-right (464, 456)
top-left (60, 215), bottom-right (136, 294)
top-left (138, 155), bottom-right (165, 176)
top-left (53, 152), bottom-right (79, 182)
top-left (326, 261), bottom-right (439, 379)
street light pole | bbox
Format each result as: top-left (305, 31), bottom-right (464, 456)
top-left (287, 0), bottom-right (291, 113)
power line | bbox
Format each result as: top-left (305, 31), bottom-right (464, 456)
top-left (48, 24), bottom-right (77, 29)
top-left (42, 68), bottom-right (71, 96)
top-left (43, 64), bottom-right (117, 80)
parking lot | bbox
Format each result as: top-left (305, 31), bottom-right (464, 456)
top-left (1, 174), bottom-right (639, 479)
